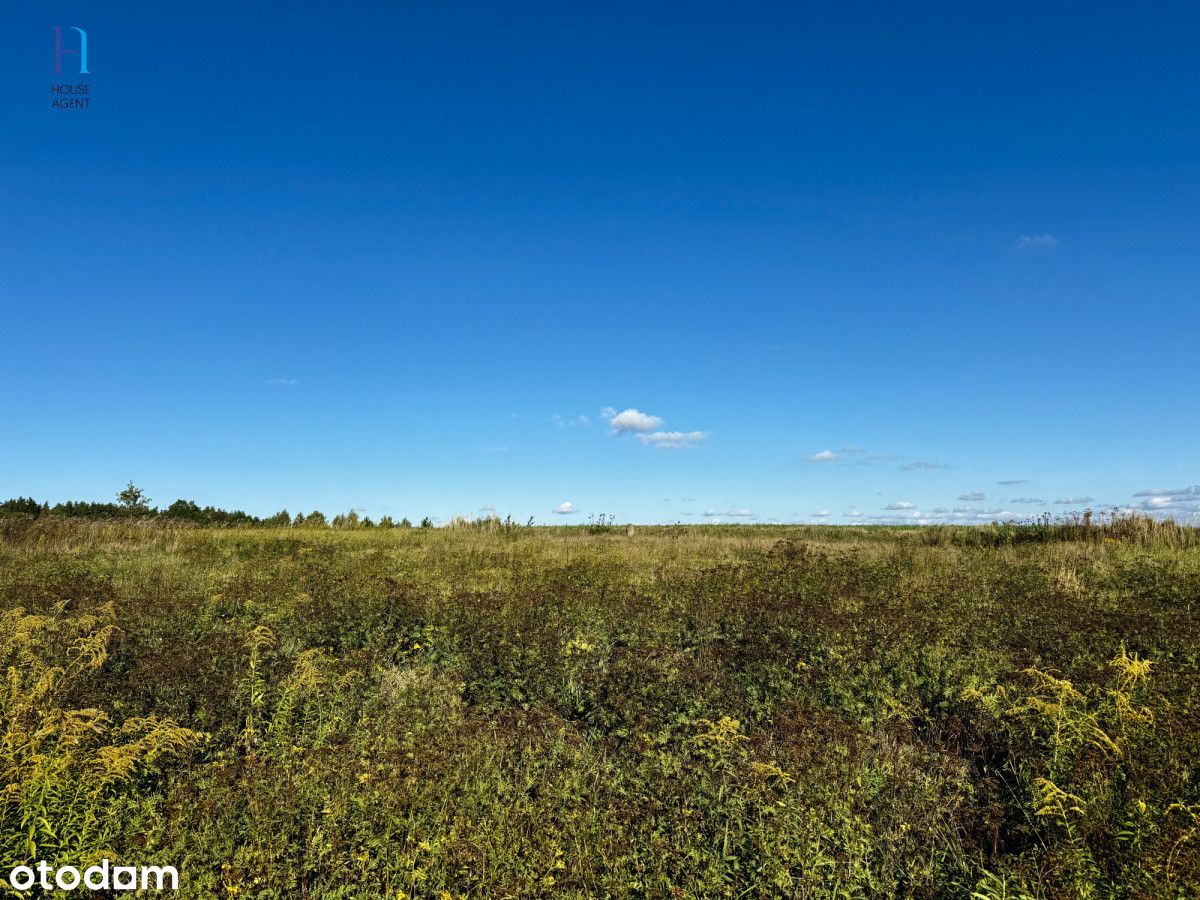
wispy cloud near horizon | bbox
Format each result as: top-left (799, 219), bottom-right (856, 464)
top-left (639, 430), bottom-right (708, 449)
top-left (1014, 233), bottom-right (1060, 252)
top-left (901, 460), bottom-right (950, 471)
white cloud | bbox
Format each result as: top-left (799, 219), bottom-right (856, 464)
top-left (998, 479), bottom-right (1029, 486)
top-left (1128, 486), bottom-right (1200, 519)
top-left (703, 507), bottom-right (755, 518)
top-left (601, 406), bottom-right (710, 447)
top-left (639, 430), bottom-right (708, 449)
top-left (1054, 496), bottom-right (1095, 505)
top-left (265, 377), bottom-right (298, 386)
top-left (883, 501), bottom-right (916, 510)
top-left (1011, 497), bottom-right (1046, 504)
top-left (812, 510), bottom-right (832, 518)
top-left (958, 491), bottom-right (987, 501)
top-left (1015, 233), bottom-right (1060, 251)
top-left (603, 407), bottom-right (663, 434)
top-left (807, 449), bottom-right (839, 462)
top-left (553, 501), bottom-right (578, 515)
top-left (901, 460), bottom-right (950, 471)
top-left (1134, 485), bottom-right (1199, 498)
top-left (866, 511), bottom-right (924, 522)
top-left (552, 414), bottom-right (591, 428)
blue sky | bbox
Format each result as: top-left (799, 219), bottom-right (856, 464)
top-left (2, 2), bottom-right (1197, 524)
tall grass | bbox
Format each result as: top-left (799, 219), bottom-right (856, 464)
top-left (1, 519), bottom-right (1197, 897)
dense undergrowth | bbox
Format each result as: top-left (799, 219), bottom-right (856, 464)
top-left (1, 519), bottom-right (1197, 897)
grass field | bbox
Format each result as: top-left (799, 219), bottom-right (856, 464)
top-left (1, 516), bottom-right (1198, 898)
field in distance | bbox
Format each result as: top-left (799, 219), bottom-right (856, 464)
top-left (1, 517), bottom-right (1198, 898)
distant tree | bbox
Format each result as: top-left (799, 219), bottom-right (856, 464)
top-left (262, 510), bottom-right (291, 527)
top-left (332, 511), bottom-right (361, 528)
top-left (361, 517), bottom-right (375, 528)
top-left (117, 482), bottom-right (151, 513)
top-left (303, 511), bottom-right (327, 527)
top-left (420, 516), bottom-right (433, 529)
top-left (0, 497), bottom-right (43, 517)
top-left (399, 517), bottom-right (413, 529)
top-left (293, 512), bottom-right (305, 526)
top-left (163, 499), bottom-right (202, 521)
top-left (51, 500), bottom-right (122, 518)
top-left (377, 515), bottom-right (395, 528)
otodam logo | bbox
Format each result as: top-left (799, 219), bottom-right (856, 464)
top-left (51, 26), bottom-right (91, 110)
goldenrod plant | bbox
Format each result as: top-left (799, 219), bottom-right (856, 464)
top-left (0, 602), bottom-right (197, 887)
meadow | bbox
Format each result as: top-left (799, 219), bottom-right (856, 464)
top-left (1, 515), bottom-right (1198, 898)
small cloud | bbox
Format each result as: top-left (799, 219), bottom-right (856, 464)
top-left (552, 414), bottom-right (591, 428)
top-left (1011, 497), bottom-right (1046, 504)
top-left (901, 460), bottom-right (950, 471)
top-left (703, 508), bottom-right (754, 518)
top-left (639, 430), bottom-right (708, 449)
top-left (812, 510), bottom-right (832, 518)
top-left (1014, 233), bottom-right (1060, 252)
top-left (1128, 485), bottom-right (1200, 519)
top-left (1054, 496), bottom-right (1095, 505)
top-left (866, 510), bottom-right (925, 522)
top-left (998, 479), bottom-right (1029, 486)
top-left (603, 407), bottom-right (663, 434)
top-left (1133, 485), bottom-right (1199, 497)
top-left (265, 377), bottom-right (299, 386)
top-left (958, 491), bottom-right (987, 502)
top-left (553, 501), bottom-right (578, 515)
top-left (807, 449), bottom-right (840, 462)
top-left (883, 501), bottom-right (916, 510)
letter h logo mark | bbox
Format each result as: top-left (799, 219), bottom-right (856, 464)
top-left (54, 26), bottom-right (89, 75)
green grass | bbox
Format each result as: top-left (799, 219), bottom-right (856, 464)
top-left (1, 517), bottom-right (1198, 897)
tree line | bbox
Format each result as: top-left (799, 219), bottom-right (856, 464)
top-left (0, 484), bottom-right (433, 529)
